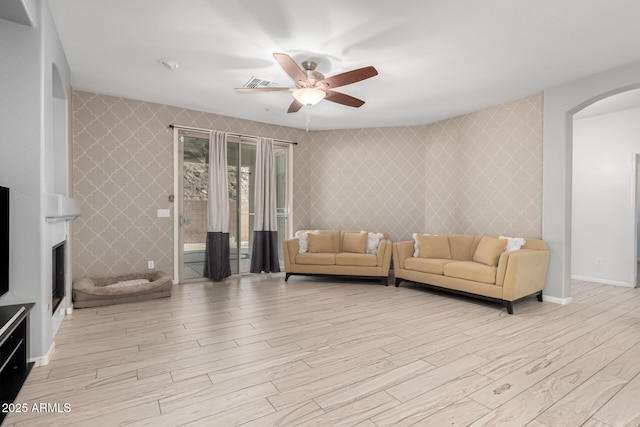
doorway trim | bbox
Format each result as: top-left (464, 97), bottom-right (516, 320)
top-left (635, 153), bottom-right (640, 288)
top-left (173, 127), bottom-right (180, 283)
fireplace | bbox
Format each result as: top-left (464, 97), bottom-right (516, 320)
top-left (52, 241), bottom-right (65, 315)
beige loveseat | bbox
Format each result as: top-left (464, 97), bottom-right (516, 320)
top-left (282, 230), bottom-right (392, 285)
top-left (393, 234), bottom-right (549, 314)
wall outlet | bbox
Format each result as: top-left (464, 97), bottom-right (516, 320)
top-left (148, 260), bottom-right (155, 269)
top-left (596, 257), bottom-right (603, 266)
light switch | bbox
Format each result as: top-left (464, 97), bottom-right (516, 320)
top-left (157, 209), bottom-right (171, 218)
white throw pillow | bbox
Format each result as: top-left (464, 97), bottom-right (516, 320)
top-left (499, 236), bottom-right (526, 252)
top-left (295, 230), bottom-right (319, 253)
top-left (363, 231), bottom-right (384, 254)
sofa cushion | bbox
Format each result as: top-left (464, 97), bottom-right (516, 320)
top-left (295, 253), bottom-right (336, 265)
top-left (418, 234), bottom-right (452, 259)
top-left (308, 233), bottom-right (335, 253)
top-left (404, 257), bottom-right (455, 274)
top-left (295, 230), bottom-right (319, 253)
top-left (443, 261), bottom-right (497, 284)
top-left (335, 253), bottom-right (378, 267)
top-left (447, 234), bottom-right (477, 261)
top-left (473, 237), bottom-right (507, 266)
top-left (343, 231), bottom-right (367, 254)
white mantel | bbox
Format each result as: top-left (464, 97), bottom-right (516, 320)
top-left (45, 193), bottom-right (79, 222)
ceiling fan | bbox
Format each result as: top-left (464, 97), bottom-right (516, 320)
top-left (235, 53), bottom-right (378, 113)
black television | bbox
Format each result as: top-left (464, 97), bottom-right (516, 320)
top-left (0, 186), bottom-right (8, 298)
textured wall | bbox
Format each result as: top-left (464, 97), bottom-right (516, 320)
top-left (423, 94), bottom-right (543, 237)
top-left (71, 91), bottom-right (305, 279)
top-left (72, 90), bottom-right (543, 279)
top-left (294, 127), bottom-right (427, 241)
top-left (296, 94), bottom-right (544, 241)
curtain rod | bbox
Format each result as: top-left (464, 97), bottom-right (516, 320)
top-left (168, 124), bottom-right (298, 145)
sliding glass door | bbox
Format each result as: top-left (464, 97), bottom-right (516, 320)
top-left (181, 133), bottom-right (209, 280)
top-left (227, 140), bottom-right (257, 274)
top-left (178, 129), bottom-right (290, 280)
top-left (274, 145), bottom-right (288, 266)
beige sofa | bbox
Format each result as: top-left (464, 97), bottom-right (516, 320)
top-left (393, 234), bottom-right (549, 314)
top-left (282, 230), bottom-right (392, 285)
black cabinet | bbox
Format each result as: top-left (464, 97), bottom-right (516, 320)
top-left (0, 303), bottom-right (34, 424)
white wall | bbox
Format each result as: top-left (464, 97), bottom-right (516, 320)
top-left (637, 159), bottom-right (640, 259)
top-left (572, 107), bottom-right (640, 286)
top-left (0, 0), bottom-right (71, 362)
top-left (0, 1), bottom-right (45, 345)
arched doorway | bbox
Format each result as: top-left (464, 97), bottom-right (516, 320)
top-left (572, 89), bottom-right (640, 289)
top-left (542, 61), bottom-right (640, 304)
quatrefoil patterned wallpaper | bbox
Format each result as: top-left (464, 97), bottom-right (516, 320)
top-left (71, 91), bottom-right (305, 279)
top-left (297, 93), bottom-right (543, 242)
top-left (72, 90), bottom-right (542, 279)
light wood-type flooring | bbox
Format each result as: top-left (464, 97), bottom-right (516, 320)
top-left (4, 274), bottom-right (640, 426)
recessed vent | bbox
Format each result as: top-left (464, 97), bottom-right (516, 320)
top-left (243, 77), bottom-right (281, 89)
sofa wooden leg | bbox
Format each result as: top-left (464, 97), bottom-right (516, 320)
top-left (536, 291), bottom-right (543, 302)
top-left (382, 277), bottom-right (389, 286)
top-left (285, 273), bottom-right (291, 282)
top-left (394, 278), bottom-right (402, 287)
top-left (504, 301), bottom-right (514, 315)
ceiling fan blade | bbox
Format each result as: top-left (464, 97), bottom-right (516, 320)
top-left (287, 99), bottom-right (304, 113)
top-left (318, 66), bottom-right (378, 89)
top-left (234, 87), bottom-right (291, 93)
top-left (323, 90), bottom-right (365, 108)
top-left (273, 53), bottom-right (308, 84)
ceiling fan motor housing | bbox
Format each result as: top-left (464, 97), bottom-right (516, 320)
top-left (300, 60), bottom-right (325, 87)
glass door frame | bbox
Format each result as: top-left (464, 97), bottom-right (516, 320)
top-left (228, 136), bottom-right (292, 274)
top-left (173, 127), bottom-right (211, 283)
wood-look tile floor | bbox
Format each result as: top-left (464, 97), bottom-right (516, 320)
top-left (4, 274), bottom-right (640, 426)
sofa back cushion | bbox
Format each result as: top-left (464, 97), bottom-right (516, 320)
top-left (418, 234), bottom-right (452, 259)
top-left (447, 234), bottom-right (478, 261)
top-left (473, 237), bottom-right (508, 266)
top-left (308, 232), bottom-right (336, 253)
top-left (522, 238), bottom-right (547, 250)
top-left (342, 231), bottom-right (367, 254)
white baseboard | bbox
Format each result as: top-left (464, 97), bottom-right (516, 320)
top-left (542, 295), bottom-right (573, 305)
top-left (65, 305), bottom-right (73, 315)
top-left (571, 275), bottom-right (633, 287)
top-left (31, 341), bottom-right (56, 367)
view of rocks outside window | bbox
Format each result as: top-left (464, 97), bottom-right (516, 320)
top-left (182, 136), bottom-right (247, 247)
top-left (183, 161), bottom-right (209, 244)
top-left (183, 162), bottom-right (246, 244)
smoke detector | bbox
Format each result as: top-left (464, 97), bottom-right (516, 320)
top-left (158, 58), bottom-right (179, 70)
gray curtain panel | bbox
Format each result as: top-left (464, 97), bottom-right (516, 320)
top-left (203, 130), bottom-right (231, 281)
top-left (250, 137), bottom-right (280, 273)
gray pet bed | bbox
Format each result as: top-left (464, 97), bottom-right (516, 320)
top-left (73, 271), bottom-right (172, 308)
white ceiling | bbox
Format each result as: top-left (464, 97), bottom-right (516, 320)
top-left (48, 0), bottom-right (640, 131)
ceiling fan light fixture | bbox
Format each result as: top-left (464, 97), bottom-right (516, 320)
top-left (292, 87), bottom-right (326, 106)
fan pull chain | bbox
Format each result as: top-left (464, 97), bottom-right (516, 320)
top-left (306, 105), bottom-right (311, 132)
